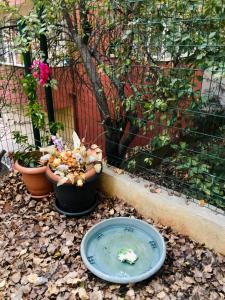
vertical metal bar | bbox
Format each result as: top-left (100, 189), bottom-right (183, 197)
top-left (18, 21), bottom-right (41, 148)
top-left (39, 32), bottom-right (55, 126)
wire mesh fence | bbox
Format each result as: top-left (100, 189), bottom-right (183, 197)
top-left (0, 0), bottom-right (224, 213)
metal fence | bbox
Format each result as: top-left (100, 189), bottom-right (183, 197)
top-left (0, 1), bottom-right (224, 213)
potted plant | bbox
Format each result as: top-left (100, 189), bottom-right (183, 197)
top-left (13, 60), bottom-right (63, 198)
top-left (13, 133), bottom-right (54, 198)
top-left (42, 132), bottom-right (103, 216)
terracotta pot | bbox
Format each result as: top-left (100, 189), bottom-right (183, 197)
top-left (46, 164), bottom-right (102, 216)
top-left (14, 161), bottom-right (53, 198)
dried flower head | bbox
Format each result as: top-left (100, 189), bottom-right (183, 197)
top-left (40, 131), bottom-right (102, 187)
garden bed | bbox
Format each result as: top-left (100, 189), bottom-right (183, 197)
top-left (0, 173), bottom-right (224, 300)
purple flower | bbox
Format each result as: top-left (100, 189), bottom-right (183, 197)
top-left (51, 135), bottom-right (64, 152)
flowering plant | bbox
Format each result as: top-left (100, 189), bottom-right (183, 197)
top-left (31, 60), bottom-right (51, 86)
top-left (40, 132), bottom-right (102, 186)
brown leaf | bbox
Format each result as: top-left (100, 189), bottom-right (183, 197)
top-left (61, 246), bottom-right (70, 255)
top-left (27, 274), bottom-right (48, 285)
top-left (150, 187), bottom-right (161, 193)
top-left (204, 265), bottom-right (213, 273)
top-left (125, 289), bottom-right (135, 300)
top-left (53, 251), bottom-right (61, 258)
top-left (11, 288), bottom-right (23, 300)
top-left (109, 209), bottom-right (115, 215)
top-left (11, 272), bottom-right (21, 284)
top-left (113, 168), bottom-right (124, 175)
top-left (90, 291), bottom-right (103, 300)
top-left (157, 291), bottom-right (167, 299)
top-left (0, 279), bottom-right (6, 289)
top-left (15, 194), bottom-right (22, 202)
top-left (184, 276), bottom-right (195, 284)
top-left (47, 283), bottom-right (59, 296)
top-left (77, 287), bottom-right (89, 300)
top-left (199, 199), bottom-right (206, 207)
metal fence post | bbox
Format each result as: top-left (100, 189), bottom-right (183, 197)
top-left (39, 33), bottom-right (55, 127)
top-left (18, 21), bottom-right (41, 148)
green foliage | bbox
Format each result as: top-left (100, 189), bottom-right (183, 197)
top-left (12, 131), bottom-right (38, 167)
top-left (170, 141), bottom-right (225, 209)
top-left (3, 0), bottom-right (225, 207)
top-left (13, 74), bottom-right (63, 167)
top-left (127, 159), bottom-right (136, 171)
top-left (12, 131), bottom-right (28, 145)
top-left (49, 122), bottom-right (64, 135)
top-left (151, 133), bottom-right (171, 149)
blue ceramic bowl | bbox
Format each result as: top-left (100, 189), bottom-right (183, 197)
top-left (80, 217), bottom-right (166, 284)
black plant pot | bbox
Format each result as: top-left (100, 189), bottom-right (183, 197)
top-left (46, 166), bottom-right (101, 217)
top-left (0, 162), bottom-right (9, 178)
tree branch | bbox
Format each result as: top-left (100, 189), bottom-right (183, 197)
top-left (118, 123), bottom-right (139, 159)
top-left (62, 2), bottom-right (110, 123)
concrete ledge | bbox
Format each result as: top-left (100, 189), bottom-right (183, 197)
top-left (98, 166), bottom-right (225, 255)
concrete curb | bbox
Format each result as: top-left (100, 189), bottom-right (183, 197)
top-left (98, 166), bottom-right (225, 255)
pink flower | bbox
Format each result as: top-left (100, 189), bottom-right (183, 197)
top-left (33, 71), bottom-right (38, 78)
top-left (31, 60), bottom-right (51, 86)
top-left (40, 79), bottom-right (45, 85)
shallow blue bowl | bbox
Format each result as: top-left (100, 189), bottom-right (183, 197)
top-left (80, 217), bottom-right (166, 284)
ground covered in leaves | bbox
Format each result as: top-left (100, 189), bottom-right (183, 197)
top-left (0, 173), bottom-right (224, 300)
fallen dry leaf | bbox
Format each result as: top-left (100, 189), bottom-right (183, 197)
top-left (113, 168), bottom-right (124, 175)
top-left (11, 272), bottom-right (21, 284)
top-left (204, 265), bottom-right (213, 273)
top-left (0, 280), bottom-right (6, 289)
top-left (150, 187), bottom-right (161, 193)
top-left (157, 291), bottom-right (167, 299)
top-left (199, 199), bottom-right (206, 207)
top-left (125, 289), bottom-right (135, 300)
top-left (0, 172), bottom-right (224, 300)
top-left (77, 287), bottom-right (89, 300)
top-left (47, 283), bottom-right (59, 296)
top-left (27, 274), bottom-right (48, 286)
